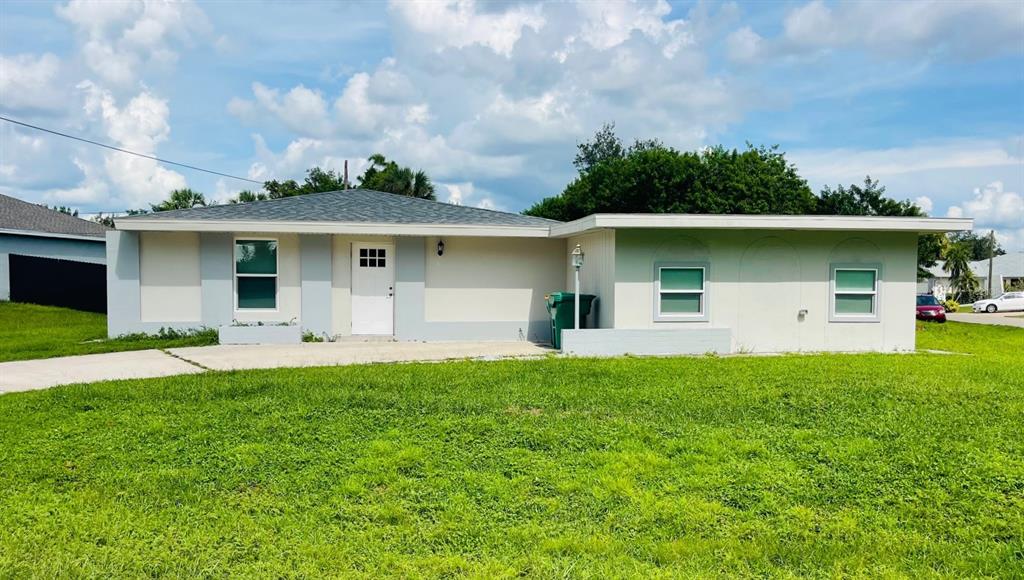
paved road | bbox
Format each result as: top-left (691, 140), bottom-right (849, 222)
top-left (947, 312), bottom-right (1024, 328)
top-left (0, 341), bottom-right (551, 394)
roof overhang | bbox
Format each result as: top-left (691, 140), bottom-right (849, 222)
top-left (113, 218), bottom-right (552, 238)
top-left (549, 214), bottom-right (974, 238)
top-left (0, 227), bottom-right (107, 242)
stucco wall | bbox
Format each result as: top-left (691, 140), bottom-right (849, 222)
top-left (565, 230), bottom-right (615, 328)
top-left (230, 232), bottom-right (301, 324)
top-left (139, 232), bottom-right (201, 322)
top-left (0, 232), bottom-right (105, 301)
top-left (423, 236), bottom-right (565, 323)
top-left (614, 229), bottom-right (918, 352)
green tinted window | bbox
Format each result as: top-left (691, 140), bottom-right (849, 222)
top-left (835, 294), bottom-right (874, 315)
top-left (661, 268), bottom-right (703, 291)
top-left (236, 240), bottom-right (278, 274)
top-left (237, 277), bottom-right (276, 309)
top-left (660, 293), bottom-right (701, 314)
top-left (835, 269), bottom-right (876, 291)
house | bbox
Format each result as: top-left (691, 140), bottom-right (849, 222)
top-left (919, 252), bottom-right (1024, 299)
top-left (109, 189), bottom-right (971, 354)
top-left (0, 193), bottom-right (108, 312)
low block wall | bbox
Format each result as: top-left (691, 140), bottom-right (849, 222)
top-left (219, 325), bottom-right (302, 345)
top-left (561, 328), bottom-right (732, 356)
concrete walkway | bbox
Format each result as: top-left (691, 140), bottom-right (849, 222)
top-left (947, 312), bottom-right (1024, 328)
top-left (0, 341), bottom-right (551, 394)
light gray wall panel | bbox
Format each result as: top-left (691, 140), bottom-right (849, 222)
top-left (300, 234), bottom-right (332, 337)
top-left (561, 328), bottom-right (731, 356)
top-left (394, 236), bottom-right (550, 343)
top-left (200, 233), bottom-right (233, 328)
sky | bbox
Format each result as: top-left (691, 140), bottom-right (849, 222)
top-left (1, 0), bottom-right (1022, 248)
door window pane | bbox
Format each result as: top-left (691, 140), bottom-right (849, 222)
top-left (235, 240), bottom-right (277, 275)
top-left (237, 277), bottom-right (276, 309)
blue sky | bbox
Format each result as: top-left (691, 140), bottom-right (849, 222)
top-left (1, 0), bottom-right (1022, 248)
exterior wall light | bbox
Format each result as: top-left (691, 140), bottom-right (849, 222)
top-left (571, 244), bottom-right (584, 330)
top-left (437, 239), bottom-right (445, 256)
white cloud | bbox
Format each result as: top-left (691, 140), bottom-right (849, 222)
top-left (778, 0), bottom-right (1024, 60)
top-left (0, 53), bottom-right (64, 111)
top-left (57, 0), bottom-right (211, 87)
top-left (948, 182), bottom-right (1024, 251)
top-left (574, 0), bottom-right (691, 56)
top-left (78, 81), bottom-right (187, 207)
top-left (725, 26), bottom-right (762, 63)
top-left (792, 139), bottom-right (1022, 185)
top-left (440, 181), bottom-right (499, 210)
top-left (389, 0), bottom-right (545, 57)
top-left (914, 196), bottom-right (934, 214)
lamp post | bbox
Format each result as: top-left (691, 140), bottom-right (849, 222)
top-left (571, 244), bottom-right (584, 330)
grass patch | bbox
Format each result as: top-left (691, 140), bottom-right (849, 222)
top-left (1, 322), bottom-right (1022, 576)
top-left (0, 302), bottom-right (217, 362)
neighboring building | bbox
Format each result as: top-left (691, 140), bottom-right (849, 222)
top-left (0, 193), bottom-right (108, 312)
top-left (109, 189), bottom-right (970, 354)
top-left (919, 252), bottom-right (1024, 299)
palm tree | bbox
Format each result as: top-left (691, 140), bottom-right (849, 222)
top-left (151, 188), bottom-right (207, 212)
top-left (356, 154), bottom-right (436, 200)
top-left (942, 241), bottom-right (980, 302)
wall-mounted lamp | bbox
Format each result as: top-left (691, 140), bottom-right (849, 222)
top-left (437, 239), bottom-right (445, 256)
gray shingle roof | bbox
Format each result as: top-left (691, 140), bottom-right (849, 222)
top-left (122, 189), bottom-right (560, 227)
top-left (0, 193), bottom-right (109, 238)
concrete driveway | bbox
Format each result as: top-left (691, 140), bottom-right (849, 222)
top-left (0, 341), bottom-right (552, 394)
top-left (946, 311), bottom-right (1024, 328)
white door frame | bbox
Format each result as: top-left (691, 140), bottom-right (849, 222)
top-left (351, 241), bottom-right (395, 335)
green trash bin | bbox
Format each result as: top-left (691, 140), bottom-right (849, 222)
top-left (545, 292), bottom-right (596, 349)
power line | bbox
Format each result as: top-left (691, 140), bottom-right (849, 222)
top-left (0, 115), bottom-right (264, 185)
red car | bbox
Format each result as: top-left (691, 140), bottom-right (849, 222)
top-left (916, 294), bottom-right (947, 322)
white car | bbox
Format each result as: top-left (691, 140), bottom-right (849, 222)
top-left (972, 292), bottom-right (1024, 313)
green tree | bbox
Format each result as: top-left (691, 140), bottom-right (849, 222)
top-left (356, 154), bottom-right (436, 200)
top-left (91, 213), bottom-right (115, 227)
top-left (151, 188), bottom-right (208, 212)
top-left (815, 176), bottom-right (939, 277)
top-left (525, 126), bottom-right (816, 220)
top-left (260, 167), bottom-right (349, 200)
top-left (947, 231), bottom-right (1004, 262)
top-left (48, 205), bottom-right (79, 217)
top-left (229, 190), bottom-right (269, 204)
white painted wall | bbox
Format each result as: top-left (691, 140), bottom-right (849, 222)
top-left (231, 232), bottom-right (301, 324)
top-left (613, 229), bottom-right (918, 352)
top-left (565, 229), bottom-right (616, 328)
top-left (139, 232), bottom-right (201, 322)
top-left (424, 236), bottom-right (565, 323)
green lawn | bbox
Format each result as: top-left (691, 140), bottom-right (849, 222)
top-left (0, 302), bottom-right (217, 362)
top-left (0, 323), bottom-right (1022, 577)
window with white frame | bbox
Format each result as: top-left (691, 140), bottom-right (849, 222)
top-left (235, 239), bottom-right (278, 309)
top-left (654, 263), bottom-right (707, 321)
top-left (831, 266), bottom-right (879, 320)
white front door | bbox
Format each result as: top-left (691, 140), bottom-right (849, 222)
top-left (351, 242), bottom-right (395, 335)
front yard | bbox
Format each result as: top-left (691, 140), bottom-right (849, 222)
top-left (0, 302), bottom-right (216, 362)
top-left (0, 321), bottom-right (1021, 576)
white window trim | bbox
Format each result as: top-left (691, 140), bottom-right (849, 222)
top-left (234, 236), bottom-right (280, 312)
top-left (829, 264), bottom-right (882, 323)
top-left (653, 262), bottom-right (710, 322)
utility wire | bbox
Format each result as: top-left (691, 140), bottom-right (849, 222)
top-left (0, 115), bottom-right (264, 185)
